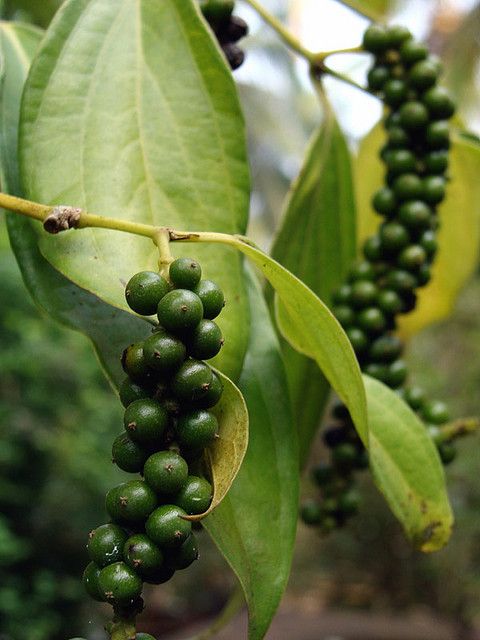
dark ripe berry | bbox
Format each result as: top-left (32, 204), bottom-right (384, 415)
top-left (408, 59), bottom-right (438, 90)
top-left (425, 120), bottom-right (450, 149)
top-left (399, 101), bottom-right (429, 130)
top-left (124, 399), bottom-right (168, 445)
top-left (112, 433), bottom-right (149, 473)
top-left (224, 15), bottom-right (249, 42)
top-left (386, 359), bottom-right (408, 388)
top-left (422, 87), bottom-right (455, 120)
top-left (83, 562), bottom-right (105, 602)
top-left (188, 319), bottom-right (223, 360)
top-left (157, 289), bottom-right (203, 334)
top-left (332, 402), bottom-right (350, 421)
top-left (362, 24), bottom-right (389, 53)
top-left (385, 24), bottom-right (412, 47)
top-left (146, 505), bottom-right (192, 549)
top-left (323, 424), bottom-right (350, 448)
top-left (369, 334), bottom-right (403, 363)
top-left (387, 126), bottom-right (410, 148)
top-left (332, 442), bottom-right (358, 470)
top-left (422, 400), bottom-right (450, 424)
top-left (350, 281), bottom-right (378, 308)
top-left (363, 235), bottom-right (383, 261)
top-left (192, 280), bottom-right (225, 319)
top-left (98, 561), bottom-right (142, 604)
top-left (377, 289), bottom-right (403, 315)
top-left (383, 79), bottom-right (408, 107)
top-left (400, 290), bottom-right (417, 313)
top-left (385, 269), bottom-right (418, 293)
top-left (200, 0), bottom-right (234, 28)
top-left (346, 327), bottom-right (369, 355)
top-left (417, 263), bottom-right (432, 286)
top-left (372, 187), bottom-right (397, 215)
top-left (222, 42), bottom-right (245, 70)
top-left (333, 304), bottom-right (355, 328)
top-left (380, 222), bottom-right (410, 253)
top-left (400, 39), bottom-right (428, 65)
top-left (357, 307), bottom-right (386, 334)
top-left (143, 564), bottom-right (175, 585)
top-left (419, 229), bottom-right (438, 257)
top-left (122, 343), bottom-right (150, 382)
top-left (385, 149), bottom-right (416, 176)
top-left (364, 362), bottom-right (389, 383)
top-left (301, 499), bottom-right (323, 525)
top-left (398, 200), bottom-right (432, 231)
top-left (194, 371), bottom-right (224, 409)
top-left (169, 533), bottom-right (199, 570)
top-left (176, 409), bottom-right (218, 449)
top-left (348, 261), bottom-right (375, 281)
top-left (338, 489), bottom-right (361, 515)
top-left (143, 450), bottom-right (188, 495)
top-left (312, 462), bottom-right (334, 486)
top-left (87, 524), bottom-right (128, 568)
top-left (367, 65), bottom-right (389, 90)
top-left (404, 386), bottom-right (426, 411)
top-left (125, 272), bottom-right (169, 316)
top-left (175, 476), bottom-right (213, 515)
top-left (106, 480), bottom-right (157, 524)
top-left (422, 176), bottom-right (446, 204)
top-left (332, 284), bottom-right (352, 305)
top-left (393, 173), bottom-right (423, 201)
top-left (398, 244), bottom-right (427, 270)
top-left (119, 378), bottom-right (151, 408)
top-left (123, 534), bottom-right (164, 577)
top-left (169, 258), bottom-right (202, 289)
top-left (171, 359), bottom-right (214, 403)
top-left (143, 331), bottom-right (186, 374)
top-left (437, 441), bottom-right (456, 465)
top-left (424, 150), bottom-right (448, 174)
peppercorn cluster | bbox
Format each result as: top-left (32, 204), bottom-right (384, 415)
top-left (200, 0), bottom-right (248, 70)
top-left (302, 23), bottom-right (457, 533)
top-left (82, 258), bottom-right (225, 614)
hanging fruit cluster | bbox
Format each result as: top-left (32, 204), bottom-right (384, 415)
top-left (83, 258), bottom-right (225, 615)
top-left (302, 23), bottom-right (457, 533)
top-left (200, 0), bottom-right (249, 69)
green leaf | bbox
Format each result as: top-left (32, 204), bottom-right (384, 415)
top-left (3, 0), bottom-right (64, 27)
top-left (204, 267), bottom-right (298, 640)
top-left (356, 123), bottom-right (480, 339)
top-left (271, 112), bottom-right (357, 463)
top-left (185, 369), bottom-right (249, 521)
top-left (19, 0), bottom-right (250, 381)
top-left (0, 20), bottom-right (149, 389)
top-left (337, 0), bottom-right (392, 20)
top-left (364, 375), bottom-right (454, 552)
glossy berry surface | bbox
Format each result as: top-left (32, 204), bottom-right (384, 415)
top-left (169, 258), bottom-right (202, 290)
top-left (146, 505), bottom-right (192, 549)
top-left (193, 280), bottom-right (225, 319)
top-left (119, 378), bottom-right (151, 408)
top-left (157, 289), bottom-right (203, 333)
top-left (194, 371), bottom-right (224, 409)
top-left (125, 271), bottom-right (169, 315)
top-left (124, 398), bottom-right (168, 445)
top-left (124, 534), bottom-right (164, 577)
top-left (143, 331), bottom-right (187, 373)
top-left (98, 562), bottom-right (143, 604)
top-left (112, 433), bottom-right (148, 473)
top-left (106, 480), bottom-right (157, 524)
top-left (87, 524), bottom-right (128, 568)
top-left (171, 359), bottom-right (214, 403)
top-left (143, 450), bottom-right (189, 495)
top-left (176, 410), bottom-right (218, 449)
top-left (174, 476), bottom-right (213, 515)
top-left (188, 319), bottom-right (223, 360)
top-left (169, 533), bottom-right (199, 570)
top-left (83, 562), bottom-right (104, 602)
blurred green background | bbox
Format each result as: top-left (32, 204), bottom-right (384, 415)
top-left (1, 1), bottom-right (480, 639)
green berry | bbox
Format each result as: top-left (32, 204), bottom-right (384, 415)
top-left (398, 244), bottom-right (427, 270)
top-left (338, 489), bottom-right (361, 515)
top-left (157, 289), bottom-right (203, 334)
top-left (112, 433), bottom-right (149, 473)
top-left (98, 562), bottom-right (142, 604)
top-left (364, 362), bottom-right (389, 383)
top-left (385, 24), bottom-right (412, 47)
top-left (301, 499), bottom-right (323, 525)
top-left (386, 359), bottom-right (408, 388)
top-left (87, 524), bottom-right (128, 568)
top-left (333, 304), bottom-right (355, 328)
top-left (171, 359), bottom-right (214, 403)
top-left (398, 200), bottom-right (432, 230)
top-left (393, 173), bottom-right (423, 201)
top-left (125, 272), bottom-right (169, 315)
top-left (106, 480), bottom-right (157, 524)
top-left (332, 442), bottom-right (358, 470)
top-left (408, 59), bottom-right (438, 90)
top-left (124, 398), bottom-right (169, 445)
top-left (121, 343), bottom-right (150, 382)
top-left (200, 0), bottom-right (234, 29)
top-left (169, 533), bottom-right (199, 570)
top-left (350, 281), bottom-right (378, 308)
top-left (312, 462), bottom-right (334, 486)
top-left (399, 101), bottom-right (429, 130)
top-left (83, 562), bottom-right (105, 602)
top-left (144, 451), bottom-right (188, 495)
top-left (194, 371), bottom-right (224, 409)
top-left (387, 126), bottom-right (410, 148)
top-left (192, 280), bottom-right (225, 319)
top-left (422, 176), bottom-right (446, 204)
top-left (357, 307), bottom-right (386, 334)
top-left (385, 269), bottom-right (418, 293)
top-left (384, 79), bottom-right (408, 107)
top-left (174, 476), bottom-right (213, 515)
top-left (438, 441), bottom-right (456, 465)
top-left (143, 331), bottom-right (186, 374)
top-left (422, 87), bottom-right (455, 120)
top-left (419, 229), bottom-right (438, 257)
top-left (424, 150), bottom-right (448, 174)
top-left (176, 409), bottom-right (218, 449)
top-left (346, 327), bottom-right (369, 355)
top-left (188, 319), bottom-right (223, 360)
top-left (332, 284), bottom-right (352, 305)
top-left (400, 39), bottom-right (428, 65)
top-left (363, 235), bottom-right (383, 261)
top-left (380, 222), bottom-right (410, 253)
top-left (422, 400), bottom-right (450, 425)
top-left (385, 149), bottom-right (416, 175)
top-left (385, 111), bottom-right (402, 128)
top-left (119, 378), bottom-right (151, 408)
top-left (169, 258), bottom-right (202, 289)
top-left (143, 565), bottom-right (175, 585)
top-left (146, 505), bottom-right (192, 549)
top-left (417, 263), bottom-right (432, 286)
top-left (367, 65), bottom-right (389, 90)
top-left (348, 261), bottom-right (375, 281)
top-left (377, 289), bottom-right (403, 315)
top-left (425, 120), bottom-right (450, 149)
top-left (369, 334), bottom-right (402, 362)
top-left (362, 24), bottom-right (388, 53)
top-left (404, 386), bottom-right (426, 410)
top-left (372, 187), bottom-right (397, 215)
top-left (124, 534), bottom-right (164, 577)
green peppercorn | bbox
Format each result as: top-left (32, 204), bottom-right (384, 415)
top-left (188, 319), bottom-right (223, 360)
top-left (369, 334), bottom-right (403, 362)
top-left (398, 200), bottom-right (432, 230)
top-left (311, 462), bottom-right (334, 486)
top-left (333, 304), bottom-right (355, 328)
top-left (143, 331), bottom-right (187, 374)
top-left (348, 261), bottom-right (376, 281)
top-left (145, 505), bottom-right (192, 549)
top-left (422, 175), bottom-right (446, 204)
top-left (387, 125), bottom-right (410, 148)
top-left (385, 149), bottom-right (416, 175)
top-left (169, 533), bottom-right (199, 570)
top-left (384, 79), bottom-right (408, 107)
top-left (123, 534), bottom-right (164, 578)
top-left (171, 359), bottom-right (214, 403)
top-left (192, 280), bottom-right (225, 319)
top-left (437, 441), bottom-right (456, 465)
top-left (106, 480), bottom-right (157, 524)
top-left (121, 343), bottom-right (150, 382)
top-left (83, 562), bottom-right (105, 602)
top-left (362, 24), bottom-right (389, 53)
top-left (176, 409), bottom-right (218, 449)
top-left (350, 280), bottom-right (378, 308)
top-left (143, 450), bottom-right (189, 495)
top-left (194, 370), bottom-right (224, 409)
top-left (422, 400), bottom-right (450, 424)
top-left (386, 359), bottom-right (408, 388)
top-left (424, 149), bottom-right (449, 174)
top-left (169, 258), bottom-right (202, 289)
top-left (124, 398), bottom-right (169, 445)
top-left (157, 289), bottom-right (204, 334)
top-left (112, 433), bottom-right (149, 473)
top-left (400, 39), bottom-right (428, 65)
top-left (143, 564), bottom-right (175, 585)
top-left (392, 173), bottom-right (423, 201)
top-left (338, 489), bottom-right (361, 515)
top-left (174, 476), bottom-right (213, 515)
top-left (419, 229), bottom-right (438, 257)
top-left (398, 244), bottom-right (427, 270)
top-left (363, 235), bottom-right (383, 261)
top-left (372, 187), bottom-right (398, 215)
top-left (425, 120), bottom-right (450, 149)
top-left (422, 86), bottom-right (455, 120)
top-left (332, 283), bottom-right (352, 305)
top-left (332, 442), bottom-right (358, 471)
top-left (98, 561), bottom-right (143, 604)
top-left (408, 59), bottom-right (438, 90)
top-left (380, 222), bottom-right (411, 253)
top-left (404, 386), bottom-right (426, 411)
top-left (417, 263), bottom-right (432, 286)
top-left (399, 101), bottom-right (429, 130)
top-left (357, 307), bottom-right (386, 334)
top-left (87, 524), bottom-right (129, 572)
top-left (385, 269), bottom-right (418, 293)
top-left (377, 289), bottom-right (403, 315)
top-left (385, 24), bottom-right (412, 48)
top-left (367, 65), bottom-right (390, 90)
top-left (119, 378), bottom-right (152, 408)
top-left (301, 499), bottom-right (323, 525)
top-left (346, 327), bottom-right (369, 355)
top-left (125, 271), bottom-right (169, 316)
top-left (364, 362), bottom-right (389, 382)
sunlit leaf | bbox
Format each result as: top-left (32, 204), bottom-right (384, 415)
top-left (336, 0), bottom-right (392, 21)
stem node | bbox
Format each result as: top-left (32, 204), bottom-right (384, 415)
top-left (43, 205), bottom-right (82, 234)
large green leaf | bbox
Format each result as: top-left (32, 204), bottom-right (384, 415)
top-left (0, 21), bottom-right (149, 388)
top-left (356, 123), bottom-right (480, 339)
top-left (337, 0), bottom-right (392, 20)
top-left (271, 113), bottom-right (357, 464)
top-left (19, 0), bottom-right (250, 381)
top-left (205, 268), bottom-right (298, 640)
top-left (365, 375), bottom-right (453, 552)
top-left (3, 0), bottom-right (63, 26)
